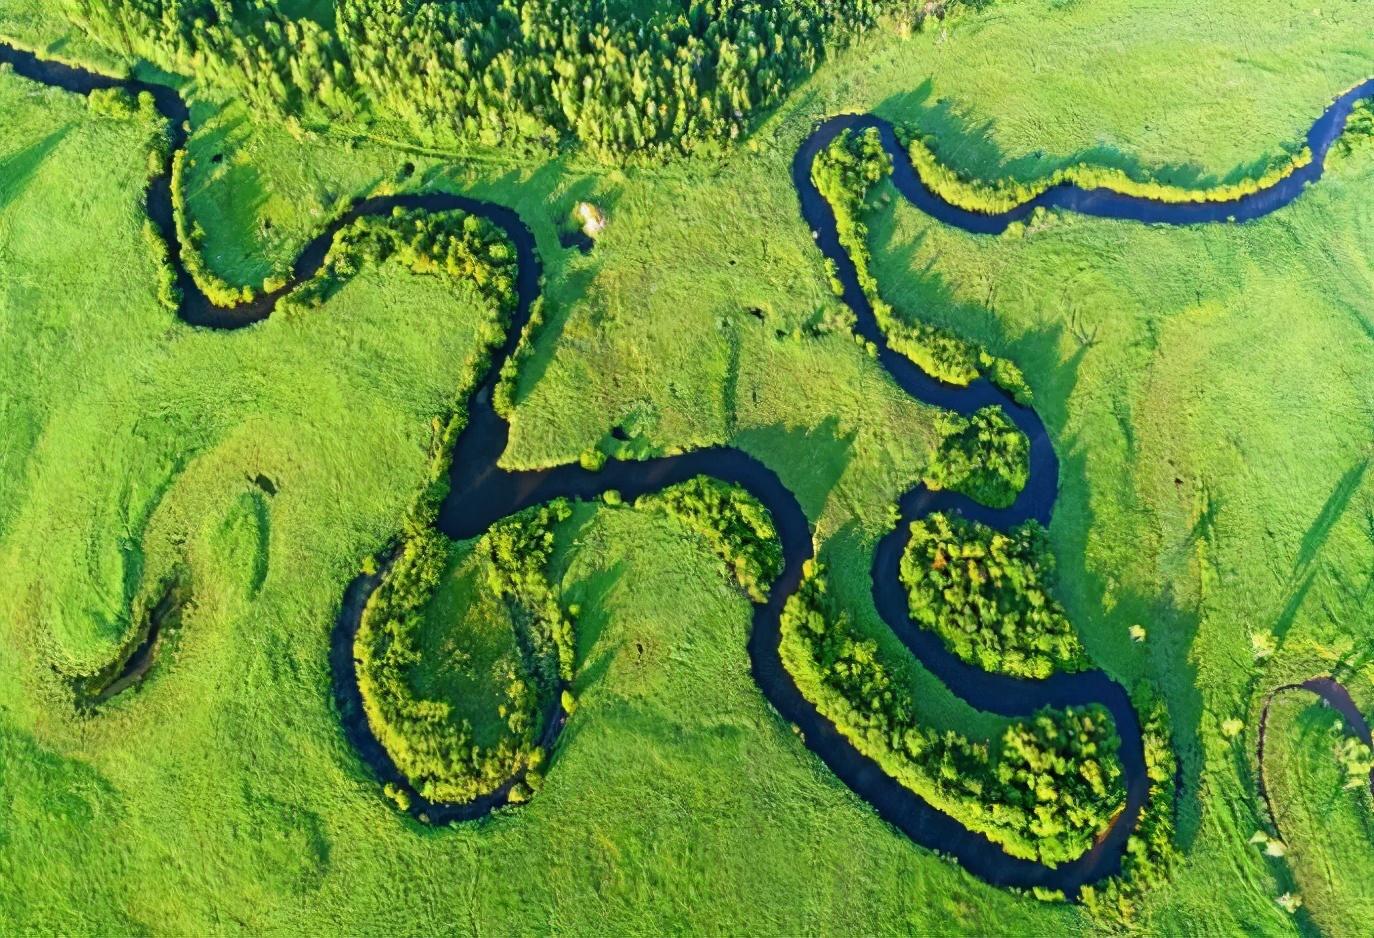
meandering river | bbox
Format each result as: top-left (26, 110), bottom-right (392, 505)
top-left (5, 38), bottom-right (1371, 895)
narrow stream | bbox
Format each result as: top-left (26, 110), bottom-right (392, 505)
top-left (6, 39), bottom-right (1371, 895)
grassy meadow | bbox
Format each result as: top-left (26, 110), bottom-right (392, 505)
top-left (1259, 692), bottom-right (1374, 934)
top-left (3, 0), bottom-right (1374, 933)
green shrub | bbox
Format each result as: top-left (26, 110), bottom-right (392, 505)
top-left (356, 503), bottom-right (575, 804)
top-left (899, 512), bottom-right (1086, 679)
top-left (494, 296), bottom-right (546, 418)
top-left (1335, 99), bottom-right (1374, 162)
top-left (811, 128), bottom-right (1031, 401)
top-left (779, 560), bottom-right (1123, 866)
top-left (926, 407), bottom-right (1029, 508)
top-left (636, 476), bottom-right (782, 603)
top-left (87, 87), bottom-right (138, 119)
top-left (141, 220), bottom-right (181, 312)
top-left (905, 129), bottom-right (1312, 215)
top-left (1078, 689), bottom-right (1179, 925)
top-left (170, 149), bottom-right (256, 307)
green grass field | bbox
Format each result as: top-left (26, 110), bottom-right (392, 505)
top-left (1259, 692), bottom-right (1374, 933)
top-left (412, 542), bottom-right (530, 752)
top-left (3, 0), bottom-right (1374, 933)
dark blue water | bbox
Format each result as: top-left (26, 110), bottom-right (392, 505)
top-left (7, 37), bottom-right (1371, 894)
top-left (804, 78), bottom-right (1374, 235)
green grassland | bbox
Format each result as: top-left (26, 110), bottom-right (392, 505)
top-left (864, 75), bottom-right (1374, 932)
top-left (1260, 692), bottom-right (1374, 934)
top-left (412, 542), bottom-right (530, 752)
top-left (3, 0), bottom-right (1374, 933)
top-left (0, 43), bottom-right (1046, 938)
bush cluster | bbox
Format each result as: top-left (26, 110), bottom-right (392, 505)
top-left (905, 129), bottom-right (1312, 216)
top-left (290, 207), bottom-right (519, 319)
top-left (810, 128), bottom-right (1032, 402)
top-left (356, 504), bottom-right (573, 805)
top-left (170, 149), bottom-right (258, 307)
top-left (779, 559), bottom-right (1124, 866)
top-left (899, 512), bottom-right (1085, 679)
top-left (635, 476), bottom-right (781, 603)
top-left (1078, 690), bottom-right (1179, 925)
top-left (141, 220), bottom-right (182, 311)
top-left (87, 86), bottom-right (149, 120)
top-left (479, 501), bottom-right (577, 686)
top-left (1335, 99), bottom-right (1374, 161)
top-left (493, 296), bottom-right (545, 419)
top-left (302, 203), bottom-right (568, 806)
top-left (926, 406), bottom-right (1028, 508)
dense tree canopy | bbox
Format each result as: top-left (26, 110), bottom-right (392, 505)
top-left (927, 406), bottom-right (1029, 508)
top-left (900, 512), bottom-right (1086, 679)
top-left (780, 559), bottom-right (1124, 866)
top-left (636, 476), bottom-right (781, 602)
top-left (60, 0), bottom-right (983, 156)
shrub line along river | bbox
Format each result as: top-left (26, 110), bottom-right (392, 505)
top-left (4, 39), bottom-right (1371, 895)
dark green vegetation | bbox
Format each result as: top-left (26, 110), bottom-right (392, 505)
top-left (357, 503), bottom-right (574, 806)
top-left (780, 559), bottom-right (1122, 867)
top-left (361, 474), bottom-right (782, 807)
top-left (1079, 693), bottom-right (1178, 924)
top-left (812, 125), bottom-right (1031, 398)
top-left (59, 0), bottom-right (975, 157)
top-left (4, 0), bottom-right (1374, 934)
top-left (900, 512), bottom-right (1085, 679)
top-left (927, 407), bottom-right (1029, 509)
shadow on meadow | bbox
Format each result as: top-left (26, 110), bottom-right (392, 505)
top-left (860, 191), bottom-right (1217, 849)
top-left (0, 125), bottom-right (68, 212)
top-left (734, 416), bottom-right (858, 523)
top-left (873, 81), bottom-right (1302, 190)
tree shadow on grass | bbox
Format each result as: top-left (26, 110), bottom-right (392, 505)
top-left (866, 227), bottom-right (1214, 849)
top-left (549, 552), bottom-right (626, 762)
top-left (734, 415), bottom-right (857, 523)
top-left (0, 126), bottom-right (69, 214)
top-left (419, 161), bottom-right (611, 416)
top-left (1266, 458), bottom-right (1370, 648)
top-left (547, 504), bottom-right (619, 684)
top-left (1054, 427), bottom-right (1209, 850)
top-left (1296, 459), bottom-right (1368, 574)
top-left (872, 83), bottom-right (1299, 190)
top-left (867, 216), bottom-right (1090, 436)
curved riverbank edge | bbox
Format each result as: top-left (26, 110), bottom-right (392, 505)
top-left (3, 35), bottom-right (1147, 891)
top-left (819, 78), bottom-right (1374, 236)
top-left (11, 35), bottom-right (1368, 895)
top-left (1257, 677), bottom-right (1374, 829)
top-left (331, 557), bottom-right (570, 823)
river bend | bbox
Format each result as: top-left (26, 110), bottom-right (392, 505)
top-left (6, 38), bottom-right (1373, 895)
